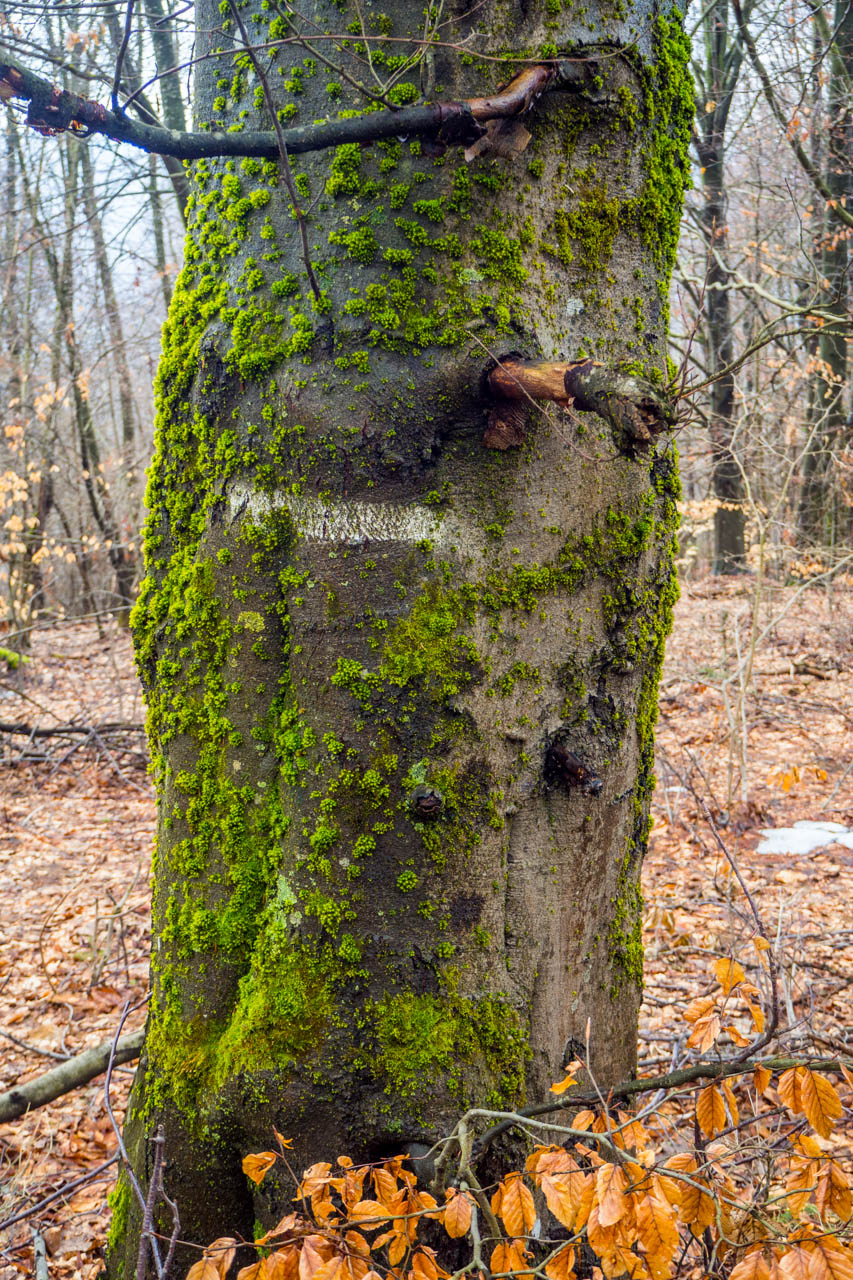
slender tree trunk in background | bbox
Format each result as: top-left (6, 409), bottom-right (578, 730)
top-left (148, 152), bottom-right (174, 311)
top-left (105, 9), bottom-right (190, 217)
top-left (80, 145), bottom-right (138, 455)
top-left (142, 0), bottom-right (188, 136)
top-left (106, 0), bottom-right (692, 1268)
top-left (4, 120), bottom-right (54, 628)
top-left (797, 0), bottom-right (852, 547)
top-left (693, 0), bottom-right (746, 573)
top-left (18, 137), bottom-right (137, 612)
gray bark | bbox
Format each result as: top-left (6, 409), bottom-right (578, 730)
top-left (106, 0), bottom-right (692, 1269)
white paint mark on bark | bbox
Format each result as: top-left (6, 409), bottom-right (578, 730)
top-left (228, 483), bottom-right (474, 553)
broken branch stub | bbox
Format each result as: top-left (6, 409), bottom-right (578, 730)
top-left (484, 358), bottom-right (674, 454)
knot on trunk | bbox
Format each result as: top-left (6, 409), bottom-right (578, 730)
top-left (409, 785), bottom-right (444, 820)
top-left (543, 737), bottom-right (603, 797)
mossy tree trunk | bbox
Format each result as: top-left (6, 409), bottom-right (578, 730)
top-left (107, 0), bottom-right (692, 1269)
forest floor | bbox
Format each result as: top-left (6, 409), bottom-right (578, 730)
top-left (0, 574), bottom-right (851, 1279)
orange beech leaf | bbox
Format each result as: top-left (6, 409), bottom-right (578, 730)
top-left (299, 1236), bottom-right (335, 1280)
top-left (527, 1145), bottom-right (567, 1176)
top-left (585, 1207), bottom-right (620, 1274)
top-left (237, 1262), bottom-right (267, 1280)
top-left (614, 1244), bottom-right (651, 1279)
top-left (254, 1215), bottom-right (302, 1247)
top-left (341, 1167), bottom-right (368, 1209)
top-left (492, 1173), bottom-right (536, 1236)
top-left (793, 1134), bottom-right (823, 1160)
top-left (779, 1068), bottom-right (804, 1117)
top-left (840, 1065), bottom-right (853, 1092)
top-left (372, 1168), bottom-right (400, 1207)
top-left (311, 1257), bottom-right (349, 1280)
top-left (186, 1264), bottom-right (222, 1280)
top-left (653, 1174), bottom-right (681, 1209)
top-left (348, 1200), bottom-right (392, 1224)
top-left (300, 1164), bottom-right (333, 1197)
top-left (729, 1250), bottom-right (771, 1280)
top-left (187, 1239), bottom-right (239, 1280)
top-left (800, 1070), bottom-right (843, 1139)
top-left (747, 1002), bottom-right (766, 1033)
top-left (715, 957), bottom-right (746, 994)
top-left (544, 1245), bottom-right (576, 1280)
top-left (574, 1174), bottom-right (595, 1232)
top-left (541, 1172), bottom-right (582, 1230)
top-left (722, 1077), bottom-right (740, 1126)
top-left (636, 1193), bottom-right (678, 1276)
top-left (754, 1064), bottom-right (772, 1095)
top-left (816, 1161), bottom-right (852, 1221)
top-left (345, 1230), bottom-right (371, 1272)
top-left (572, 1109), bottom-right (596, 1131)
top-left (388, 1231), bottom-right (409, 1266)
top-left (551, 1062), bottom-right (581, 1095)
top-left (266, 1249), bottom-right (301, 1280)
top-left (683, 995), bottom-right (716, 1025)
top-left (243, 1152), bottom-right (279, 1186)
top-left (784, 1164), bottom-right (816, 1215)
top-left (753, 936), bottom-right (770, 952)
top-left (595, 1164), bottom-right (628, 1228)
top-left (697, 1084), bottom-right (727, 1138)
top-left (687, 1012), bottom-right (721, 1053)
top-left (491, 1239), bottom-right (533, 1276)
top-left (273, 1129), bottom-right (293, 1149)
top-left (807, 1239), bottom-right (853, 1280)
top-left (410, 1247), bottom-right (449, 1280)
top-left (661, 1155), bottom-right (711, 1232)
top-left (412, 1189), bottom-right (439, 1216)
top-left (777, 1249), bottom-right (812, 1280)
top-left (442, 1189), bottom-right (473, 1239)
top-left (313, 1200), bottom-right (342, 1226)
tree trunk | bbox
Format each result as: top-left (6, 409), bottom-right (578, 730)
top-left (107, 0), bottom-right (692, 1270)
top-left (148, 152), bottom-right (174, 311)
top-left (797, 0), bottom-right (852, 547)
top-left (694, 0), bottom-right (746, 574)
top-left (80, 144), bottom-right (138, 455)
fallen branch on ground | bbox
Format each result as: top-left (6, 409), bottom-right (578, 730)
top-left (0, 720), bottom-right (144, 738)
top-left (0, 1028), bottom-right (144, 1122)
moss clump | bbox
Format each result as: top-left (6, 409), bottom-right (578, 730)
top-left (554, 185), bottom-right (620, 276)
top-left (106, 1176), bottom-right (132, 1262)
top-left (371, 992), bottom-right (529, 1108)
top-left (0, 647), bottom-right (28, 669)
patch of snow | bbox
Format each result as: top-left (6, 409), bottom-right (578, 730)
top-left (756, 820), bottom-right (853, 856)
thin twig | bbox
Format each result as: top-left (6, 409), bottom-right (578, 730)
top-left (0, 1155), bottom-right (119, 1233)
top-left (112, 0), bottom-right (138, 112)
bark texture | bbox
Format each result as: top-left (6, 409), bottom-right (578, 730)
top-left (107, 0), bottom-right (692, 1270)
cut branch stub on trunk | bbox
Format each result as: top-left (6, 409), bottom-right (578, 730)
top-left (485, 358), bottom-right (675, 454)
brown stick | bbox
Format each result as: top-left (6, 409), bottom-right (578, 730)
top-left (0, 1028), bottom-right (144, 1122)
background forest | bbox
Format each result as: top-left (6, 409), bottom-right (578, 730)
top-left (0, 0), bottom-right (851, 620)
top-left (0, 0), bottom-right (852, 1277)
